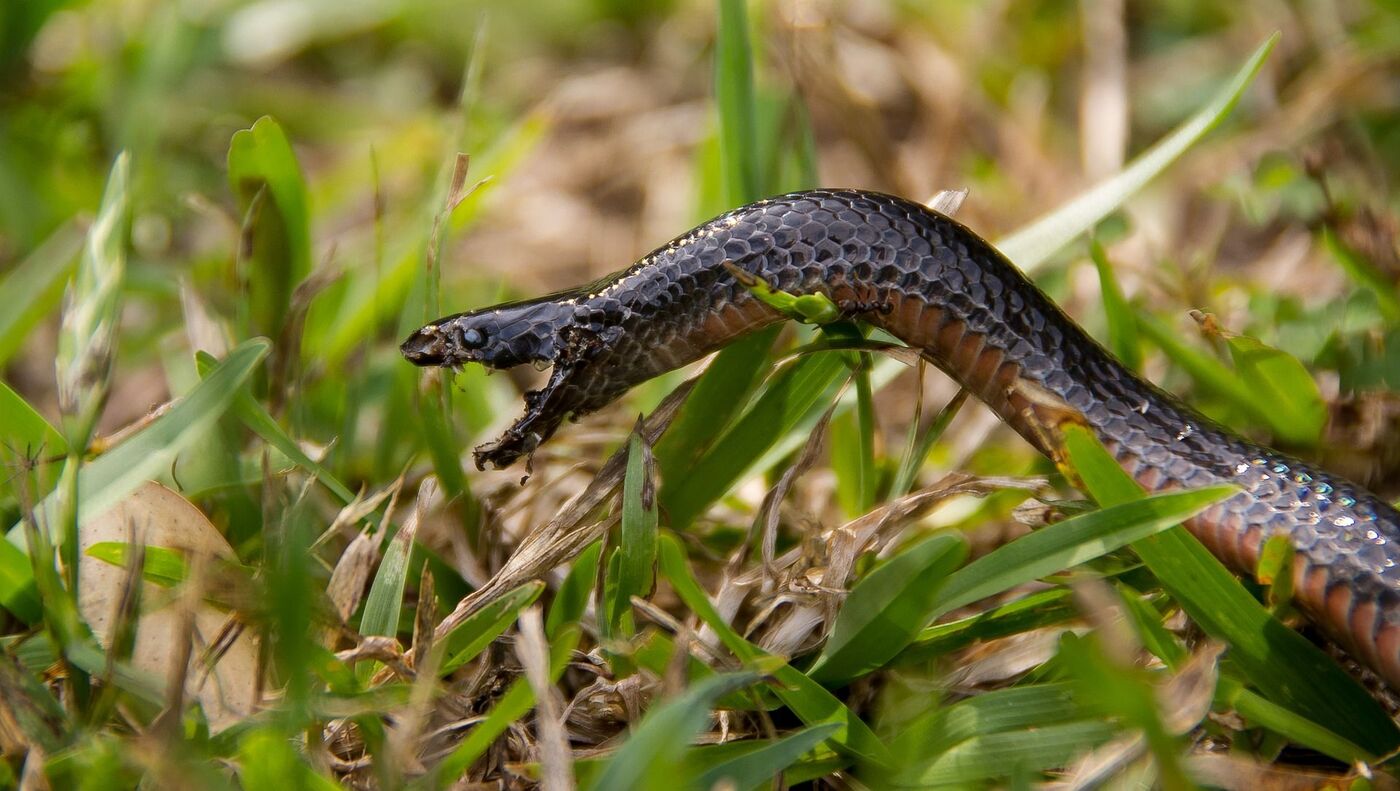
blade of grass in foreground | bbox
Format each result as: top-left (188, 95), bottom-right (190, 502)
top-left (928, 485), bottom-right (1235, 621)
top-left (416, 625), bottom-right (581, 791)
top-left (808, 533), bottom-right (967, 684)
top-left (1061, 425), bottom-right (1400, 757)
top-left (1, 339), bottom-right (269, 618)
top-left (663, 352), bottom-right (847, 528)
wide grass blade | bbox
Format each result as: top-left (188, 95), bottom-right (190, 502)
top-left (998, 34), bottom-right (1278, 271)
top-left (808, 533), bottom-right (967, 683)
top-left (895, 719), bottom-right (1116, 786)
top-left (1061, 425), bottom-right (1400, 756)
top-left (929, 485), bottom-right (1235, 620)
top-left (1224, 333), bottom-right (1326, 446)
top-left (893, 683), bottom-right (1084, 758)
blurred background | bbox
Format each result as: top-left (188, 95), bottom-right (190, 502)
top-left (3, 0), bottom-right (1400, 506)
top-left (4, 1), bottom-right (1400, 785)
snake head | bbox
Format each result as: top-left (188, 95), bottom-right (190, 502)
top-left (400, 297), bottom-right (572, 371)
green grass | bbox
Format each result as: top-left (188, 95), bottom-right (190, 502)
top-left (2, 1), bottom-right (1400, 788)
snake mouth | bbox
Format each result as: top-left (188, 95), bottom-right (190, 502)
top-left (400, 325), bottom-right (453, 366)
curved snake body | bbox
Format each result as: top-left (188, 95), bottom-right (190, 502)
top-left (402, 189), bottom-right (1400, 687)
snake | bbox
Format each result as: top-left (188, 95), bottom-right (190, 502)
top-left (401, 188), bottom-right (1400, 688)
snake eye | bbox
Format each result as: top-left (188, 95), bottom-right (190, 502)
top-left (461, 327), bottom-right (486, 348)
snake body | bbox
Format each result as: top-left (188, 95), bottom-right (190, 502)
top-left (402, 189), bottom-right (1400, 687)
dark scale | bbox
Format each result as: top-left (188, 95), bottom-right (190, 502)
top-left (401, 188), bottom-right (1400, 688)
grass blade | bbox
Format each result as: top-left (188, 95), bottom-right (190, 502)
top-left (662, 353), bottom-right (846, 528)
top-left (1224, 333), bottom-right (1326, 446)
top-left (1089, 239), bottom-right (1141, 371)
top-left (0, 379), bottom-right (67, 459)
top-left (693, 722), bottom-right (841, 791)
top-left (896, 719), bottom-right (1116, 786)
top-left (998, 34), bottom-right (1278, 271)
top-left (228, 116), bottom-right (311, 339)
top-left (929, 485), bottom-right (1236, 620)
top-left (613, 423), bottom-right (658, 635)
top-left (808, 533), bottom-right (967, 683)
top-left (441, 581), bottom-right (545, 674)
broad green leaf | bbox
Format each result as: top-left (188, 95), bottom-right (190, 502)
top-left (1061, 425), bottom-right (1400, 756)
top-left (228, 116), bottom-right (311, 339)
top-left (998, 35), bottom-right (1277, 271)
top-left (0, 218), bottom-right (84, 367)
top-left (440, 582), bottom-right (545, 674)
top-left (586, 672), bottom-right (760, 791)
top-left (657, 534), bottom-right (892, 767)
top-left (1225, 333), bottom-right (1326, 446)
top-left (692, 723), bottom-right (842, 791)
top-left (546, 540), bottom-right (603, 639)
top-left (929, 485), bottom-right (1235, 620)
top-left (809, 533), bottom-right (967, 683)
top-left (3, 339), bottom-right (269, 619)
